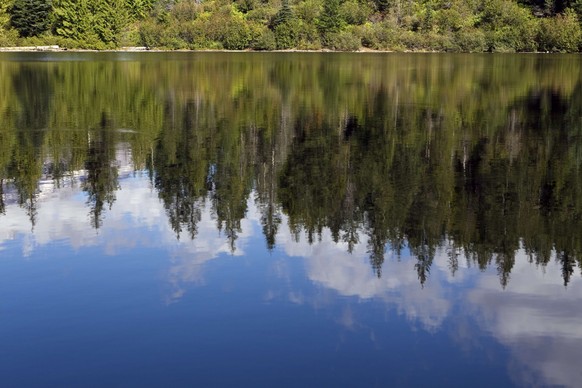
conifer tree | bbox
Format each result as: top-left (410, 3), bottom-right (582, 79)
top-left (53, 0), bottom-right (94, 41)
top-left (271, 0), bottom-right (300, 49)
top-left (318, 0), bottom-right (342, 35)
top-left (9, 0), bottom-right (51, 37)
top-left (272, 0), bottom-right (293, 28)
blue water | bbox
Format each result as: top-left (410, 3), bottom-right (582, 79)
top-left (1, 175), bottom-right (577, 387)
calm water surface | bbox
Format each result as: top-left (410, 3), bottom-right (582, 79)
top-left (1, 52), bottom-right (581, 387)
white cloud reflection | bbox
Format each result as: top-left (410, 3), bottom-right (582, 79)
top-left (277, 226), bottom-right (457, 331)
top-left (1, 173), bottom-right (582, 387)
top-left (468, 251), bottom-right (582, 387)
top-left (0, 170), bottom-right (254, 302)
top-left (278, 224), bottom-right (582, 387)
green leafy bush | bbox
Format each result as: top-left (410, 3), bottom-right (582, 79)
top-left (275, 18), bottom-right (301, 49)
top-left (453, 28), bottom-right (487, 52)
top-left (0, 0), bottom-right (18, 46)
top-left (326, 29), bottom-right (360, 50)
top-left (358, 21), bottom-right (399, 49)
top-left (538, 9), bottom-right (582, 52)
top-left (339, 0), bottom-right (372, 25)
top-left (295, 0), bottom-right (321, 24)
top-left (0, 29), bottom-right (18, 46)
top-left (235, 0), bottom-right (256, 14)
top-left (296, 23), bottom-right (321, 49)
top-left (478, 0), bottom-right (539, 52)
top-left (251, 26), bottom-right (276, 50)
top-left (222, 17), bottom-right (251, 49)
top-left (193, 7), bottom-right (251, 49)
top-left (246, 6), bottom-right (276, 23)
top-left (139, 20), bottom-right (165, 48)
top-left (435, 0), bottom-right (478, 33)
top-left (170, 0), bottom-right (203, 22)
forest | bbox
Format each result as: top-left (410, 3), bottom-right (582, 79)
top-left (1, 53), bottom-right (582, 287)
top-left (0, 0), bottom-right (581, 51)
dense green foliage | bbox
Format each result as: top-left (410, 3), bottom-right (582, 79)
top-left (9, 0), bottom-right (51, 37)
top-left (0, 0), bottom-right (581, 50)
top-left (1, 53), bottom-right (582, 287)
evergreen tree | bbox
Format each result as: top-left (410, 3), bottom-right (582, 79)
top-left (271, 0), bottom-right (300, 49)
top-left (53, 0), bottom-right (95, 41)
top-left (93, 0), bottom-right (130, 44)
top-left (272, 0), bottom-right (293, 28)
top-left (9, 0), bottom-right (51, 37)
top-left (126, 0), bottom-right (153, 19)
top-left (318, 0), bottom-right (343, 45)
top-left (53, 0), bottom-right (129, 46)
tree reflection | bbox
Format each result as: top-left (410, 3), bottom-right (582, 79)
top-left (83, 113), bottom-right (119, 229)
top-left (1, 53), bottom-right (582, 286)
top-left (7, 64), bottom-right (53, 228)
top-left (153, 101), bottom-right (210, 240)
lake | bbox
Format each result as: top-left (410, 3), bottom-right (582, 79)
top-left (0, 52), bottom-right (581, 387)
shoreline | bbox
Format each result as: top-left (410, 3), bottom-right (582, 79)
top-left (0, 45), bottom-right (393, 53)
top-left (0, 45), bottom-right (567, 54)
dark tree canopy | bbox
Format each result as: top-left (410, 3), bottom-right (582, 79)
top-left (10, 0), bottom-right (52, 37)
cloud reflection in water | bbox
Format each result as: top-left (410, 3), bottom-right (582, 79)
top-left (1, 173), bottom-right (581, 387)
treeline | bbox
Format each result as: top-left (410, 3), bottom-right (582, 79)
top-left (1, 54), bottom-right (582, 286)
top-left (0, 0), bottom-right (582, 51)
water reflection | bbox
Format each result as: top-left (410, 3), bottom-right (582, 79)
top-left (3, 53), bottom-right (580, 286)
top-left (468, 257), bottom-right (582, 387)
top-left (1, 52), bottom-right (582, 386)
top-left (2, 169), bottom-right (582, 385)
